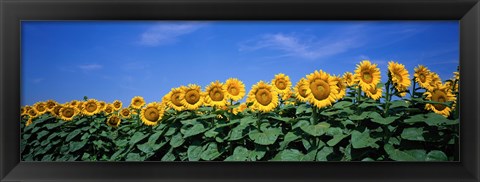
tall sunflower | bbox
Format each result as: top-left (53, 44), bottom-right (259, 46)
top-left (130, 96), bottom-right (146, 109)
top-left (27, 107), bottom-right (39, 118)
top-left (424, 83), bottom-right (456, 117)
top-left (112, 100), bottom-right (122, 111)
top-left (294, 78), bottom-right (309, 102)
top-left (104, 104), bottom-right (114, 115)
top-left (59, 105), bottom-right (80, 121)
top-left (140, 102), bottom-right (164, 126)
top-left (342, 72), bottom-right (356, 87)
top-left (354, 60), bottom-right (381, 92)
top-left (69, 100), bottom-right (80, 107)
top-left (204, 81), bottom-right (228, 107)
top-left (365, 85), bottom-right (383, 100)
top-left (225, 78), bottom-right (246, 101)
top-left (271, 73), bottom-right (292, 97)
top-left (106, 114), bottom-right (121, 127)
top-left (332, 75), bottom-right (346, 100)
top-left (45, 100), bottom-right (57, 111)
top-left (50, 105), bottom-right (63, 119)
top-left (246, 81), bottom-right (279, 112)
top-left (119, 108), bottom-right (131, 119)
top-left (76, 101), bottom-right (84, 112)
top-left (33, 102), bottom-right (47, 115)
top-left (306, 70), bottom-right (339, 109)
top-left (388, 61), bottom-right (411, 95)
top-left (414, 65), bottom-right (433, 90)
top-left (281, 89), bottom-right (293, 101)
top-left (20, 106), bottom-right (29, 116)
top-left (181, 84), bottom-right (204, 110)
top-left (429, 72), bottom-right (442, 91)
top-left (98, 101), bottom-right (107, 111)
top-left (82, 99), bottom-right (100, 116)
top-left (163, 87), bottom-right (186, 111)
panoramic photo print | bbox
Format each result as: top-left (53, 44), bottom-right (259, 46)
top-left (20, 21), bottom-right (459, 161)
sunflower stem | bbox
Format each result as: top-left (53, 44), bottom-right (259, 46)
top-left (411, 78), bottom-right (417, 98)
top-left (384, 80), bottom-right (391, 117)
top-left (356, 86), bottom-right (362, 104)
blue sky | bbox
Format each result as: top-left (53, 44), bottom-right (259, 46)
top-left (21, 21), bottom-right (459, 106)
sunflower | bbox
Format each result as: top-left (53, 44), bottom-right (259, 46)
top-left (130, 96), bottom-right (146, 109)
top-left (25, 117), bottom-right (34, 126)
top-left (424, 83), bottom-right (456, 117)
top-left (204, 81), bottom-right (228, 107)
top-left (98, 101), bottom-right (106, 111)
top-left (76, 101), bottom-right (84, 112)
top-left (343, 72), bottom-right (356, 87)
top-left (294, 78), bottom-right (309, 102)
top-left (365, 85), bottom-right (383, 100)
top-left (271, 73), bottom-right (292, 97)
top-left (112, 100), bottom-right (122, 111)
top-left (306, 70), bottom-right (339, 109)
top-left (429, 72), bottom-right (442, 90)
top-left (140, 102), bottom-right (164, 126)
top-left (20, 106), bottom-right (29, 116)
top-left (50, 105), bottom-right (63, 118)
top-left (69, 100), bottom-right (80, 107)
top-left (354, 60), bottom-right (381, 92)
top-left (163, 87), bottom-right (186, 111)
top-left (281, 89), bottom-right (293, 101)
top-left (106, 114), bottom-right (121, 127)
top-left (59, 105), bottom-right (80, 121)
top-left (104, 104), bottom-right (114, 114)
top-left (45, 100), bottom-right (57, 111)
top-left (27, 107), bottom-right (38, 118)
top-left (224, 78), bottom-right (246, 101)
top-left (119, 108), bottom-right (131, 119)
top-left (82, 99), bottom-right (100, 116)
top-left (33, 102), bottom-right (47, 115)
top-left (414, 65), bottom-right (433, 90)
top-left (453, 71), bottom-right (459, 92)
top-left (181, 84), bottom-right (204, 110)
top-left (246, 81), bottom-right (279, 112)
top-left (232, 103), bottom-right (248, 115)
top-left (388, 61), bottom-right (411, 95)
top-left (332, 75), bottom-right (346, 100)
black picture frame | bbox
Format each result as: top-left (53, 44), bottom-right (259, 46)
top-left (1, 0), bottom-right (479, 181)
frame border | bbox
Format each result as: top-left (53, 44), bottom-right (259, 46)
top-left (1, 0), bottom-right (479, 181)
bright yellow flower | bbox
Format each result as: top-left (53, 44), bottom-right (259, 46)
top-left (112, 100), bottom-right (122, 111)
top-left (119, 108), bottom-right (131, 119)
top-left (98, 101), bottom-right (106, 111)
top-left (140, 102), bottom-right (164, 126)
top-left (27, 107), bottom-right (39, 118)
top-left (271, 73), bottom-right (292, 97)
top-left (428, 72), bottom-right (442, 91)
top-left (104, 104), bottom-right (114, 115)
top-left (414, 65), bottom-right (433, 90)
top-left (33, 102), bottom-right (47, 115)
top-left (332, 75), bottom-right (346, 100)
top-left (204, 81), bottom-right (228, 108)
top-left (130, 96), bottom-right (146, 109)
top-left (45, 100), bottom-right (57, 111)
top-left (388, 61), bottom-right (411, 95)
top-left (181, 84), bottom-right (204, 110)
top-left (232, 103), bottom-right (248, 115)
top-left (365, 85), bottom-right (383, 100)
top-left (163, 87), bottom-right (186, 111)
top-left (424, 83), bottom-right (456, 117)
top-left (343, 72), bottom-right (356, 86)
top-left (281, 89), bottom-right (293, 101)
top-left (354, 60), bottom-right (381, 92)
top-left (82, 99), bottom-right (100, 116)
top-left (50, 105), bottom-right (63, 119)
top-left (106, 114), bottom-right (121, 127)
top-left (59, 105), bottom-right (80, 121)
top-left (306, 70), bottom-right (339, 109)
top-left (246, 81), bottom-right (279, 112)
top-left (225, 78), bottom-right (246, 101)
top-left (76, 101), bottom-right (84, 112)
top-left (294, 78), bottom-right (309, 102)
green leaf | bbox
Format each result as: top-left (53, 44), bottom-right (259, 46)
top-left (181, 123), bottom-right (209, 138)
top-left (327, 134), bottom-right (349, 147)
top-left (66, 129), bottom-right (82, 142)
top-left (384, 144), bottom-right (423, 161)
top-left (239, 116), bottom-right (257, 125)
top-left (292, 119), bottom-right (310, 129)
top-left (125, 153), bottom-right (142, 161)
top-left (316, 146), bottom-right (333, 161)
top-left (271, 149), bottom-right (304, 161)
top-left (225, 146), bottom-right (250, 161)
top-left (187, 142), bottom-right (203, 161)
top-left (169, 133), bottom-right (185, 148)
top-left (279, 131), bottom-right (301, 149)
top-left (351, 129), bottom-right (380, 149)
top-left (389, 100), bottom-right (409, 108)
top-left (129, 132), bottom-right (148, 145)
top-left (148, 132), bottom-right (162, 143)
top-left (69, 140), bottom-right (88, 152)
top-left (161, 149), bottom-right (176, 161)
top-left (368, 112), bottom-right (399, 125)
top-left (300, 122), bottom-right (330, 137)
top-left (269, 116), bottom-right (293, 123)
top-left (248, 128), bottom-right (282, 145)
top-left (348, 112), bottom-right (370, 120)
top-left (424, 113), bottom-right (459, 126)
top-left (358, 102), bottom-right (380, 108)
top-left (228, 124), bottom-right (249, 141)
top-left (295, 104), bottom-right (309, 115)
top-left (44, 122), bottom-right (62, 130)
top-left (36, 130), bottom-right (50, 140)
top-left (401, 128), bottom-right (425, 141)
top-left (426, 150), bottom-right (448, 161)
top-left (201, 142), bottom-right (222, 161)
top-left (137, 141), bottom-right (163, 154)
top-left (333, 101), bottom-right (353, 109)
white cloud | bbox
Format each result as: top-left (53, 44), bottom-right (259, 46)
top-left (239, 33), bottom-right (360, 60)
top-left (139, 22), bottom-right (206, 46)
top-left (78, 64), bottom-right (102, 71)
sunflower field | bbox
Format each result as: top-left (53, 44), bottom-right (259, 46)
top-left (20, 60), bottom-right (459, 161)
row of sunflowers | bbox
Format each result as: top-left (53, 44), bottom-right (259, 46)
top-left (21, 60), bottom-right (459, 161)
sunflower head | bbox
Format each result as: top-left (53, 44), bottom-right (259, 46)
top-left (246, 81), bottom-right (279, 112)
top-left (20, 106), bottom-right (29, 116)
top-left (104, 104), bottom-right (115, 114)
top-left (204, 81), bottom-right (228, 107)
top-left (76, 101), bottom-right (84, 111)
top-left (130, 96), bottom-right (146, 109)
top-left (82, 99), bottom-right (100, 116)
top-left (69, 100), bottom-right (80, 107)
top-left (106, 114), bottom-right (121, 127)
top-left (388, 61), bottom-right (411, 94)
top-left (27, 107), bottom-right (39, 118)
top-left (98, 101), bottom-right (107, 111)
top-left (365, 85), bottom-right (383, 100)
top-left (33, 102), bottom-right (47, 115)
top-left (343, 72), bottom-right (356, 87)
top-left (354, 60), bottom-right (381, 92)
top-left (332, 75), bottom-right (346, 100)
top-left (429, 72), bottom-right (442, 91)
top-left (181, 84), bottom-right (204, 110)
top-left (59, 105), bottom-right (80, 121)
top-left (306, 70), bottom-right (339, 109)
top-left (271, 73), bottom-right (292, 96)
top-left (294, 78), bottom-right (309, 102)
top-left (424, 83), bottom-right (456, 117)
top-left (225, 78), bottom-right (246, 101)
top-left (119, 108), bottom-right (131, 119)
top-left (163, 86), bottom-right (186, 111)
top-left (140, 102), bottom-right (165, 126)
top-left (414, 65), bottom-right (433, 90)
top-left (50, 105), bottom-right (63, 118)
top-left (232, 103), bottom-right (248, 115)
top-left (45, 100), bottom-right (57, 111)
top-left (113, 100), bottom-right (122, 111)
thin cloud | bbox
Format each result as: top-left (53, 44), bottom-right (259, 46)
top-left (32, 78), bottom-right (44, 84)
top-left (78, 64), bottom-right (102, 71)
top-left (139, 22), bottom-right (206, 46)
